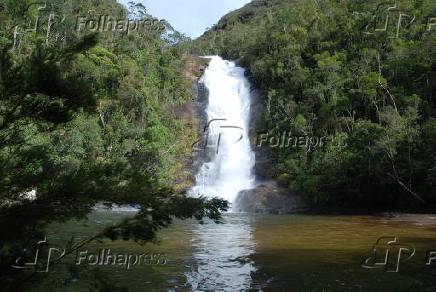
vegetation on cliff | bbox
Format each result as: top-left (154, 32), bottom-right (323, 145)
top-left (192, 0), bottom-right (436, 211)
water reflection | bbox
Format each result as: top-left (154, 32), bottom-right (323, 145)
top-left (185, 214), bottom-right (256, 291)
top-left (42, 213), bottom-right (436, 291)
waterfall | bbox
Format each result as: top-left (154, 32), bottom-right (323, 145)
top-left (190, 56), bottom-right (255, 206)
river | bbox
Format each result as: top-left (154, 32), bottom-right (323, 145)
top-left (41, 211), bottom-right (436, 291)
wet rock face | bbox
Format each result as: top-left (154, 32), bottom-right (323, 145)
top-left (234, 181), bottom-right (307, 214)
top-left (172, 56), bottom-right (211, 190)
top-left (247, 88), bottom-right (274, 181)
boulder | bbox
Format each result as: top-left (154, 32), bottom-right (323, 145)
top-left (234, 181), bottom-right (307, 214)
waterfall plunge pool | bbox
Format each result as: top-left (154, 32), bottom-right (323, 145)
top-left (39, 211), bottom-right (436, 291)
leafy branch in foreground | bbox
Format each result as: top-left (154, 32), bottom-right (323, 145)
top-left (5, 195), bottom-right (228, 291)
top-left (102, 196), bottom-right (229, 242)
top-left (0, 0), bottom-right (210, 289)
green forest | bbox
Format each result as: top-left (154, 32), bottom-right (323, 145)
top-left (0, 0), bottom-right (226, 289)
top-left (193, 0), bottom-right (436, 212)
top-left (1, 0), bottom-right (436, 289)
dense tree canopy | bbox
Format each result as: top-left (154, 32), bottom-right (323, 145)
top-left (0, 0), bottom-right (226, 289)
top-left (192, 0), bottom-right (436, 212)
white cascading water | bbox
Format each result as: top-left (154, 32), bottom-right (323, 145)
top-left (186, 56), bottom-right (257, 289)
top-left (189, 56), bottom-right (255, 206)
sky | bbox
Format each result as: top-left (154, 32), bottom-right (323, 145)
top-left (119, 0), bottom-right (252, 38)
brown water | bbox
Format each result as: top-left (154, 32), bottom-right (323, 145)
top-left (37, 212), bottom-right (436, 291)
